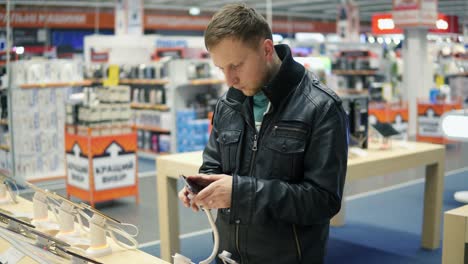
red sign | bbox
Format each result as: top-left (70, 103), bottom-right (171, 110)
top-left (393, 0), bottom-right (420, 11)
top-left (0, 9), bottom-right (114, 29)
top-left (372, 13), bottom-right (460, 35)
top-left (392, 0), bottom-right (437, 27)
top-left (0, 10), bottom-right (336, 34)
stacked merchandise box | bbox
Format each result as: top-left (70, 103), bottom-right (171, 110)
top-left (133, 110), bottom-right (171, 154)
top-left (176, 109), bottom-right (210, 152)
top-left (11, 88), bottom-right (67, 180)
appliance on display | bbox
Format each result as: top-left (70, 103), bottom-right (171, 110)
top-left (0, 172), bottom-right (18, 204)
top-left (187, 62), bottom-right (212, 79)
top-left (341, 94), bottom-right (369, 148)
top-left (333, 50), bottom-right (375, 71)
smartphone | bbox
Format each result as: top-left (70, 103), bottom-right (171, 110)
top-left (179, 175), bottom-right (205, 194)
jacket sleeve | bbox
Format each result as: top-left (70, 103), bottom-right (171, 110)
top-left (231, 101), bottom-right (349, 225)
top-left (199, 102), bottom-right (223, 175)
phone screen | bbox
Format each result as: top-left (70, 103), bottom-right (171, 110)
top-left (180, 175), bottom-right (205, 194)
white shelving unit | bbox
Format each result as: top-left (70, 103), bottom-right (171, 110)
top-left (165, 59), bottom-right (226, 153)
top-left (0, 59), bottom-right (85, 182)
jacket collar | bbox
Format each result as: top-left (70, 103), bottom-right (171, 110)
top-left (262, 44), bottom-right (305, 107)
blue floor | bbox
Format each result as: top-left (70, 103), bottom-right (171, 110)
top-left (140, 170), bottom-right (468, 263)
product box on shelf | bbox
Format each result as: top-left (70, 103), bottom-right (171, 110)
top-left (10, 88), bottom-right (68, 181)
top-left (176, 109), bottom-right (210, 152)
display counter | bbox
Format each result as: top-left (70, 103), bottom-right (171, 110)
top-left (442, 204), bottom-right (468, 263)
top-left (0, 196), bottom-right (169, 264)
top-left (156, 140), bottom-right (445, 262)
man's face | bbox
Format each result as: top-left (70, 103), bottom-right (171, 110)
top-left (209, 37), bottom-right (270, 96)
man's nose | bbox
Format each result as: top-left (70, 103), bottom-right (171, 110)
top-left (225, 70), bottom-right (239, 87)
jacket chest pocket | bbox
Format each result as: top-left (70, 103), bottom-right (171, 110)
top-left (217, 130), bottom-right (241, 174)
top-left (264, 126), bottom-right (307, 181)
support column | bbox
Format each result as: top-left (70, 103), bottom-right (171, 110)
top-left (402, 28), bottom-right (431, 137)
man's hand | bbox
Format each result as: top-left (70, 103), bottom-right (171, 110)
top-left (177, 174), bottom-right (232, 212)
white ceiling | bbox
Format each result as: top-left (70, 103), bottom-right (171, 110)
top-left (3, 0), bottom-right (468, 23)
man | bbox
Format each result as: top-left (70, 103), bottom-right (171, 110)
top-left (178, 3), bottom-right (348, 263)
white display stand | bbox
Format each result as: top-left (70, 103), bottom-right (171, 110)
top-left (0, 60), bottom-right (89, 182)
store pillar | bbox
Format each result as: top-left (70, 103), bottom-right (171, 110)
top-left (402, 27), bottom-right (431, 137)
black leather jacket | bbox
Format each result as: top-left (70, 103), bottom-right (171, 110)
top-left (200, 45), bottom-right (348, 264)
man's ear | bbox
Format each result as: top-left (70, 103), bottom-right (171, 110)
top-left (263, 39), bottom-right (275, 61)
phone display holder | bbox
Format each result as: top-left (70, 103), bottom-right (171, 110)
top-left (371, 122), bottom-right (400, 150)
top-left (86, 213), bottom-right (112, 257)
top-left (172, 176), bottom-right (238, 264)
top-left (80, 203), bottom-right (139, 257)
top-left (29, 184), bottom-right (61, 232)
top-left (55, 201), bottom-right (82, 240)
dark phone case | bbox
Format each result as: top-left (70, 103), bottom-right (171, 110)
top-left (180, 175), bottom-right (205, 194)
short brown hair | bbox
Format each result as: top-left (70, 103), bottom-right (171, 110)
top-left (204, 3), bottom-right (272, 51)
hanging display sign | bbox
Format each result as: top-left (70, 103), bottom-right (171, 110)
top-left (336, 1), bottom-right (360, 42)
top-left (115, 0), bottom-right (143, 35)
top-left (65, 130), bottom-right (138, 206)
top-left (66, 143), bottom-right (90, 191)
top-left (392, 0), bottom-right (437, 27)
top-left (372, 13), bottom-right (460, 35)
top-left (93, 142), bottom-right (136, 191)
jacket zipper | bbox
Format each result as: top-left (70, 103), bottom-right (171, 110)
top-left (292, 224), bottom-right (302, 262)
top-left (273, 126), bottom-right (307, 136)
top-left (235, 133), bottom-right (257, 263)
top-left (248, 134), bottom-right (258, 176)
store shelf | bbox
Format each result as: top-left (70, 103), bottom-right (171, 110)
top-left (120, 79), bottom-right (169, 85)
top-left (85, 78), bottom-right (106, 83)
top-left (134, 125), bottom-right (170, 134)
top-left (445, 72), bottom-right (468, 78)
top-left (0, 145), bottom-right (10, 151)
top-left (336, 89), bottom-right (369, 96)
top-left (20, 80), bottom-right (93, 89)
top-left (0, 119), bottom-right (8, 125)
top-left (188, 78), bottom-right (224, 85)
top-left (130, 102), bottom-right (170, 111)
top-left (332, 70), bottom-right (378, 76)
